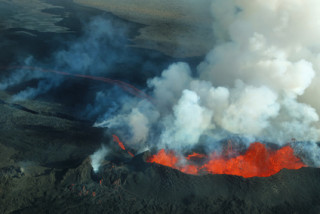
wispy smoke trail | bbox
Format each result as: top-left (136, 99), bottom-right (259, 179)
top-left (0, 17), bottom-right (129, 101)
top-left (1, 66), bottom-right (152, 102)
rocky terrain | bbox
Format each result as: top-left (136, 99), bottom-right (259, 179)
top-left (0, 0), bottom-right (214, 58)
top-left (73, 0), bottom-right (215, 57)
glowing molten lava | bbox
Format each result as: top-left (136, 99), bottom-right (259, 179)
top-left (112, 134), bottom-right (134, 157)
top-left (186, 152), bottom-right (207, 160)
top-left (147, 142), bottom-right (306, 178)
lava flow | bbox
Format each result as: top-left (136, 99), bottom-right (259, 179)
top-left (112, 134), bottom-right (134, 157)
top-left (147, 142), bottom-right (306, 178)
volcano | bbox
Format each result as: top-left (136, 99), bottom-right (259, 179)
top-left (1, 0), bottom-right (320, 213)
top-left (0, 91), bottom-right (319, 214)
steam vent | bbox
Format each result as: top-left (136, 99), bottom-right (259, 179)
top-left (1, 0), bottom-right (320, 213)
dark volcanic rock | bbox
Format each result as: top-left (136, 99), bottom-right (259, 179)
top-left (3, 154), bottom-right (320, 214)
top-left (123, 154), bottom-right (320, 214)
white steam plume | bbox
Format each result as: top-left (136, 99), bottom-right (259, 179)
top-left (100, 0), bottom-right (320, 166)
top-left (90, 145), bottom-right (108, 173)
top-left (159, 89), bottom-right (213, 150)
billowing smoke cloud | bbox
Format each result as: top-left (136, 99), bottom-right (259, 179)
top-left (159, 89), bottom-right (213, 150)
top-left (90, 145), bottom-right (108, 173)
top-left (97, 0), bottom-right (320, 165)
top-left (1, 0), bottom-right (320, 166)
top-left (196, 0), bottom-right (320, 144)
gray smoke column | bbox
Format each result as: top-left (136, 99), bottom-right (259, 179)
top-left (100, 0), bottom-right (320, 165)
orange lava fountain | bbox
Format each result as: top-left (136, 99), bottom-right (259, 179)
top-left (147, 142), bottom-right (306, 178)
top-left (186, 153), bottom-right (207, 160)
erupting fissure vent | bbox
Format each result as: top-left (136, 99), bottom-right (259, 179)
top-left (147, 142), bottom-right (306, 178)
top-left (113, 134), bottom-right (134, 157)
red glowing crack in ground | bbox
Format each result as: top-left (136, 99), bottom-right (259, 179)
top-left (1, 66), bottom-right (153, 102)
top-left (1, 66), bottom-right (140, 158)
